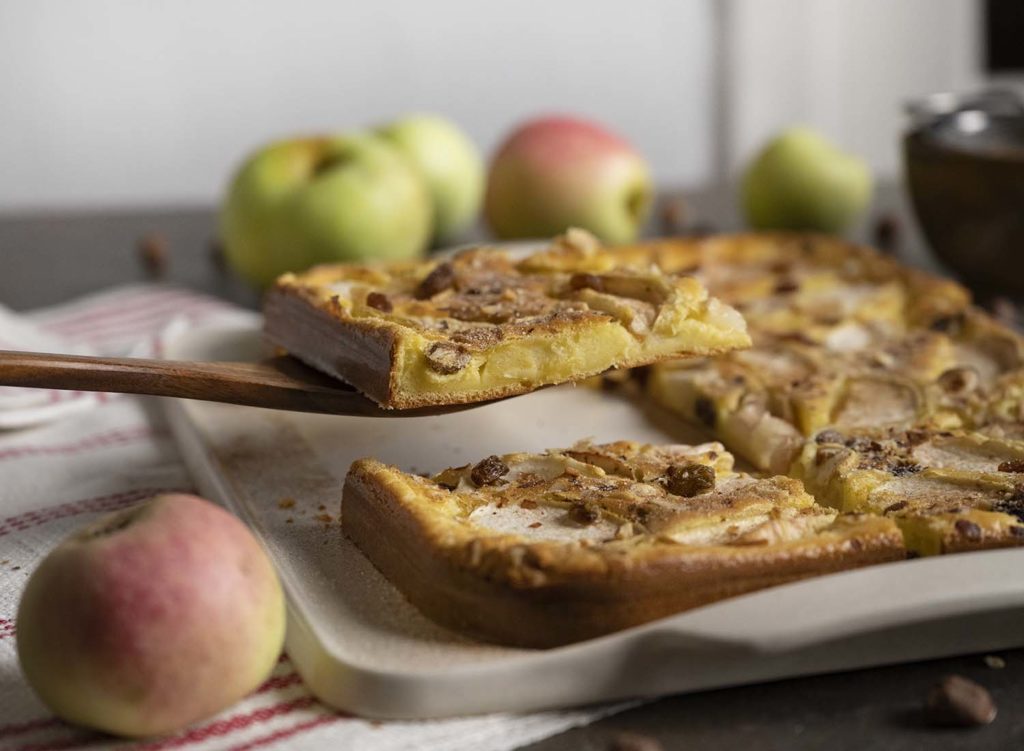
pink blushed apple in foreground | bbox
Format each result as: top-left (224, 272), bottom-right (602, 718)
top-left (16, 494), bottom-right (286, 738)
top-left (485, 116), bottom-right (653, 244)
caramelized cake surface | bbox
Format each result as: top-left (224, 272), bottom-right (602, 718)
top-left (265, 232), bottom-right (750, 408)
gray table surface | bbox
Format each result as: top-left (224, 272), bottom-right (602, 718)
top-left (1, 185), bottom-right (1021, 750)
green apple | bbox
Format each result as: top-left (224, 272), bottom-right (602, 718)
top-left (484, 116), bottom-right (653, 245)
top-left (220, 133), bottom-right (432, 287)
top-left (377, 114), bottom-right (484, 246)
top-left (742, 127), bottom-right (872, 233)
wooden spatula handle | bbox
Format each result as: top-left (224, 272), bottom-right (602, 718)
top-left (0, 349), bottom-right (388, 416)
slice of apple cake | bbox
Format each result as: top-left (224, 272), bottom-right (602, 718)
top-left (343, 440), bottom-right (904, 647)
top-left (265, 239), bottom-right (750, 409)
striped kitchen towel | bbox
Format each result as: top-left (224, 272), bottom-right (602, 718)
top-left (0, 284), bottom-right (623, 750)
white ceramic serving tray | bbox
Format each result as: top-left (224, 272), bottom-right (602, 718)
top-left (163, 318), bottom-right (1024, 720)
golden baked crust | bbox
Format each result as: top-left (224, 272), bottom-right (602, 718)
top-left (342, 440), bottom-right (905, 647)
top-left (792, 426), bottom-right (1024, 556)
top-left (264, 235), bottom-right (750, 409)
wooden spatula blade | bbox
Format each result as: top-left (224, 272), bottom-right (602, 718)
top-left (0, 350), bottom-right (489, 417)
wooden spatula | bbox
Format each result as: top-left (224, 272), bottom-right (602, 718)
top-left (0, 350), bottom-right (492, 417)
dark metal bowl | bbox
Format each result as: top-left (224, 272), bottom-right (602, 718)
top-left (903, 90), bottom-right (1024, 295)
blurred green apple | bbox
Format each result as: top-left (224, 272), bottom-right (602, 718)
top-left (220, 133), bottom-right (432, 287)
top-left (485, 116), bottom-right (652, 244)
top-left (742, 127), bottom-right (872, 233)
top-left (377, 114), bottom-right (484, 246)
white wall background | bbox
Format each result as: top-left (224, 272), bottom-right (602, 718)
top-left (0, 0), bottom-right (715, 212)
top-left (722, 0), bottom-right (982, 179)
top-left (0, 0), bottom-right (992, 212)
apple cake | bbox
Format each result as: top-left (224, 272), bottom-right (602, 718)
top-left (793, 426), bottom-right (1024, 556)
top-left (343, 440), bottom-right (904, 647)
top-left (264, 239), bottom-right (750, 409)
top-left (649, 313), bottom-right (1024, 470)
top-left (640, 234), bottom-right (1024, 473)
top-left (522, 231), bottom-right (970, 337)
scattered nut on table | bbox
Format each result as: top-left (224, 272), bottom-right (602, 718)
top-left (208, 237), bottom-right (226, 271)
top-left (873, 212), bottom-right (901, 253)
top-left (983, 655), bottom-right (1006, 669)
top-left (925, 674), bottom-right (997, 727)
top-left (137, 233), bottom-right (169, 277)
top-left (659, 196), bottom-right (689, 235)
top-left (609, 730), bottom-right (664, 751)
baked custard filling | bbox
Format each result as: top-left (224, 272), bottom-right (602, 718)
top-left (265, 235), bottom-right (750, 408)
